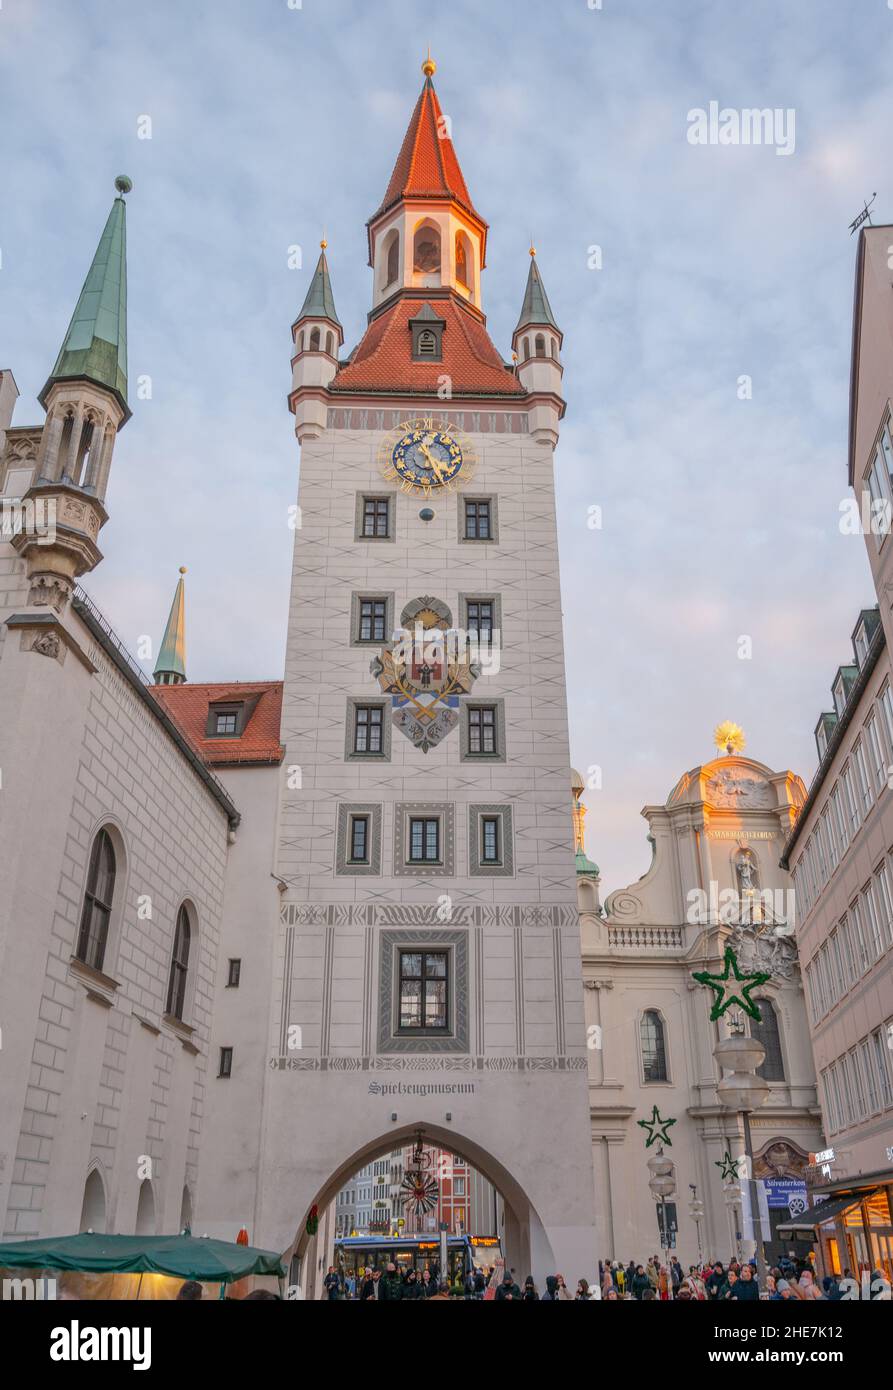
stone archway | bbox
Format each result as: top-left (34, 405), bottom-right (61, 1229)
top-left (285, 1121), bottom-right (557, 1299)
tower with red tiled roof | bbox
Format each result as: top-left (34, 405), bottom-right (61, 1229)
top-left (270, 55), bottom-right (598, 1293)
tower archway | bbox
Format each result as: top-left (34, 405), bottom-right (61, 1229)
top-left (284, 1120), bottom-right (557, 1298)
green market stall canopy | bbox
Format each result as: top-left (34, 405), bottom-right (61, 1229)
top-left (0, 1232), bottom-right (285, 1283)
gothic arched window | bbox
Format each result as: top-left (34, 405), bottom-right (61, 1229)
top-left (640, 1010), bottom-right (668, 1082)
top-left (523, 337), bottom-right (530, 360)
top-left (309, 327), bottom-right (321, 352)
top-left (76, 829), bottom-right (116, 972)
top-left (166, 904), bottom-right (192, 1020)
top-left (752, 999), bottom-right (785, 1081)
top-left (455, 233), bottom-right (470, 288)
top-left (413, 222), bottom-right (441, 276)
top-left (385, 231), bottom-right (400, 287)
top-left (326, 331), bottom-right (334, 356)
top-left (79, 1168), bottom-right (106, 1233)
top-left (535, 334), bottom-right (546, 358)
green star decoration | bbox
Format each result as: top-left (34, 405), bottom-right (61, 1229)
top-left (715, 1150), bottom-right (739, 1183)
top-left (637, 1105), bottom-right (677, 1148)
top-left (692, 946), bottom-right (769, 1022)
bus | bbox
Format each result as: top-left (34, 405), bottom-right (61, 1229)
top-left (332, 1234), bottom-right (502, 1287)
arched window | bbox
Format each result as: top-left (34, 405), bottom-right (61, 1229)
top-left (455, 233), bottom-right (470, 288)
top-left (80, 1169), bottom-right (106, 1233)
top-left (385, 231), bottom-right (400, 287)
top-left (309, 326), bottom-right (321, 352)
top-left (135, 1179), bottom-right (155, 1235)
top-left (76, 829), bottom-right (116, 972)
top-left (326, 331), bottom-right (334, 356)
top-left (417, 329), bottom-right (438, 357)
top-left (550, 338), bottom-right (559, 360)
top-left (640, 1010), bottom-right (668, 1082)
top-left (166, 905), bottom-right (192, 1020)
top-left (180, 1185), bottom-right (193, 1234)
top-left (413, 222), bottom-right (441, 276)
top-left (523, 337), bottom-right (530, 360)
top-left (535, 334), bottom-right (546, 358)
top-left (752, 999), bottom-right (785, 1081)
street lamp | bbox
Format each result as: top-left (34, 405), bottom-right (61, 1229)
top-left (688, 1184), bottom-right (705, 1266)
top-left (714, 1017), bottom-right (770, 1291)
top-left (647, 1148), bottom-right (676, 1275)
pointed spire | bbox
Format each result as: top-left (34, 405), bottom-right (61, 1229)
top-left (40, 176), bottom-right (131, 417)
top-left (515, 248), bottom-right (559, 334)
top-left (371, 57), bottom-right (479, 221)
top-left (154, 568), bottom-right (187, 685)
top-left (294, 242), bottom-right (342, 328)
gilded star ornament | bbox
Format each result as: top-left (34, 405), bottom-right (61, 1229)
top-left (692, 946), bottom-right (769, 1022)
top-left (637, 1105), bottom-right (677, 1149)
top-left (715, 1150), bottom-right (739, 1183)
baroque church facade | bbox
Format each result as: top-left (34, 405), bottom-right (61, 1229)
top-left (0, 60), bottom-right (599, 1287)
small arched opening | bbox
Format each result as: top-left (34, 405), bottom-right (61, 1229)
top-left (79, 1168), bottom-right (107, 1233)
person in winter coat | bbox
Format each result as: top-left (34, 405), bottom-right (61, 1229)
top-left (728, 1265), bottom-right (759, 1300)
top-left (575, 1279), bottom-right (590, 1300)
top-left (402, 1270), bottom-right (424, 1300)
top-left (602, 1268), bottom-right (615, 1299)
top-left (495, 1272), bottom-right (521, 1300)
top-left (542, 1275), bottom-right (560, 1301)
top-left (420, 1270), bottom-right (434, 1298)
top-left (359, 1269), bottom-right (377, 1301)
top-left (521, 1276), bottom-right (538, 1301)
top-left (798, 1270), bottom-right (824, 1300)
top-left (670, 1257), bottom-right (683, 1292)
top-left (683, 1267), bottom-right (706, 1300)
top-left (379, 1264), bottom-right (403, 1301)
top-left (473, 1267), bottom-right (487, 1298)
top-left (706, 1262), bottom-right (726, 1299)
top-left (323, 1267), bottom-right (341, 1300)
top-left (631, 1265), bottom-right (652, 1300)
top-left (645, 1260), bottom-right (659, 1291)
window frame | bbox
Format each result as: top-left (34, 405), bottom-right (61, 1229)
top-left (397, 949), bottom-right (450, 1035)
top-left (75, 827), bottom-right (118, 973)
top-left (165, 903), bottom-right (192, 1022)
top-left (640, 1009), bottom-right (670, 1084)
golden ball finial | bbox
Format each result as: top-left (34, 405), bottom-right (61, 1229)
top-left (529, 244), bottom-right (537, 258)
top-left (320, 238), bottom-right (328, 250)
top-left (422, 48), bottom-right (436, 78)
top-left (714, 721), bottom-right (746, 757)
top-left (179, 566), bottom-right (187, 575)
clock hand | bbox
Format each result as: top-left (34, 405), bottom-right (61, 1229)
top-left (419, 442), bottom-right (445, 482)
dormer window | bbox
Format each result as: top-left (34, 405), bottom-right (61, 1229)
top-left (817, 723), bottom-right (828, 758)
top-left (833, 676), bottom-right (848, 718)
top-left (854, 621), bottom-right (869, 667)
top-left (417, 330), bottom-right (438, 357)
top-left (409, 305), bottom-right (445, 361)
top-left (205, 693), bottom-right (261, 739)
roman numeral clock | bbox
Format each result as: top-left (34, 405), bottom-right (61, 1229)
top-left (377, 417), bottom-right (477, 498)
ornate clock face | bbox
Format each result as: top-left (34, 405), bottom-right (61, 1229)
top-left (378, 416), bottom-right (476, 497)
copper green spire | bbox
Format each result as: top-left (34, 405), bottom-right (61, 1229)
top-left (294, 242), bottom-right (341, 328)
top-left (154, 568), bottom-right (187, 686)
top-left (514, 248), bottom-right (559, 334)
top-left (40, 177), bottom-right (131, 416)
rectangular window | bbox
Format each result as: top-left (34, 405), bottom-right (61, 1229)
top-left (226, 958), bottom-right (241, 988)
top-left (822, 806), bottom-right (838, 872)
top-left (409, 818), bottom-right (440, 863)
top-left (874, 861), bottom-right (893, 953)
top-left (464, 500), bottom-right (492, 540)
top-left (850, 897), bottom-right (871, 975)
top-left (468, 705), bottom-right (497, 756)
top-left (813, 948), bottom-right (828, 1016)
top-left (853, 739), bottom-right (874, 812)
top-left (838, 913), bottom-right (857, 988)
top-left (814, 818), bottom-right (828, 884)
top-left (218, 1047), bottom-right (233, 1078)
top-left (873, 1029), bottom-right (893, 1109)
top-left (216, 712), bottom-right (237, 736)
top-left (847, 1049), bottom-right (867, 1121)
top-left (362, 498), bottom-right (390, 539)
top-left (865, 450), bottom-right (891, 548)
top-left (350, 815), bottom-right (370, 865)
top-left (827, 930), bottom-right (843, 1003)
top-left (882, 683), bottom-right (893, 755)
top-left (354, 705), bottom-right (383, 754)
top-left (481, 816), bottom-right (501, 865)
top-left (861, 1039), bottom-right (880, 1113)
top-left (358, 599), bottom-right (387, 642)
top-left (864, 880), bottom-right (884, 961)
top-left (882, 420), bottom-right (893, 490)
top-left (830, 784), bottom-right (850, 854)
top-left (842, 762), bottom-right (862, 835)
top-left (805, 963), bottom-right (819, 1023)
top-left (466, 601), bottom-right (494, 643)
top-left (833, 676), bottom-right (848, 719)
top-left (398, 950), bottom-right (449, 1032)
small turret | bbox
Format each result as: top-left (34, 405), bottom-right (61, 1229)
top-left (154, 568), bottom-right (188, 686)
top-left (13, 178), bottom-right (132, 611)
top-left (512, 247), bottom-right (565, 449)
top-left (289, 242), bottom-right (344, 444)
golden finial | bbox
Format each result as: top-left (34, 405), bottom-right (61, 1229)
top-left (179, 566), bottom-right (187, 575)
top-left (529, 236), bottom-right (536, 257)
top-left (422, 47), bottom-right (436, 78)
top-left (320, 238), bottom-right (328, 250)
top-left (714, 721), bottom-right (746, 757)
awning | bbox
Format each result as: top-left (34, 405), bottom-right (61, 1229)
top-left (0, 1232), bottom-right (285, 1283)
top-left (776, 1190), bottom-right (878, 1234)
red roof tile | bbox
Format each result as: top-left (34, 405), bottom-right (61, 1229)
top-left (151, 681), bottom-right (284, 767)
top-left (373, 77), bottom-right (481, 222)
top-left (331, 297), bottom-right (524, 397)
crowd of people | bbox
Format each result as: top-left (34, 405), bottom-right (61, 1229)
top-left (322, 1253), bottom-right (892, 1300)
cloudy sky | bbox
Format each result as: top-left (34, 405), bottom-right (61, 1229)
top-left (2, 0), bottom-right (890, 892)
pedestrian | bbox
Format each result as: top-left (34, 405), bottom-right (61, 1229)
top-left (575, 1278), bottom-right (590, 1300)
top-left (798, 1270), bottom-right (824, 1300)
top-left (495, 1271), bottom-right (521, 1300)
top-left (521, 1275), bottom-right (538, 1301)
top-left (631, 1264), bottom-right (652, 1300)
top-left (605, 1287), bottom-right (620, 1301)
top-left (402, 1269), bottom-right (424, 1300)
top-left (323, 1266), bottom-right (341, 1301)
top-left (429, 1281), bottom-right (451, 1301)
top-left (541, 1275), bottom-right (560, 1301)
top-left (871, 1269), bottom-right (891, 1299)
top-left (473, 1266), bottom-right (486, 1299)
top-left (555, 1274), bottom-right (572, 1300)
top-left (601, 1266), bottom-right (614, 1299)
top-left (379, 1263), bottom-right (402, 1301)
top-left (682, 1266), bottom-right (706, 1300)
top-left (176, 1280), bottom-right (203, 1301)
top-left (705, 1262), bottom-right (725, 1299)
top-left (359, 1268), bottom-right (376, 1301)
top-left (420, 1269), bottom-right (434, 1298)
top-left (728, 1264), bottom-right (759, 1300)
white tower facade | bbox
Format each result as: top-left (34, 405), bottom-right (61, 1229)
top-left (262, 59), bottom-right (597, 1289)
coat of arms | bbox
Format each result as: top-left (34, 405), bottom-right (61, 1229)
top-left (370, 596), bottom-right (482, 753)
